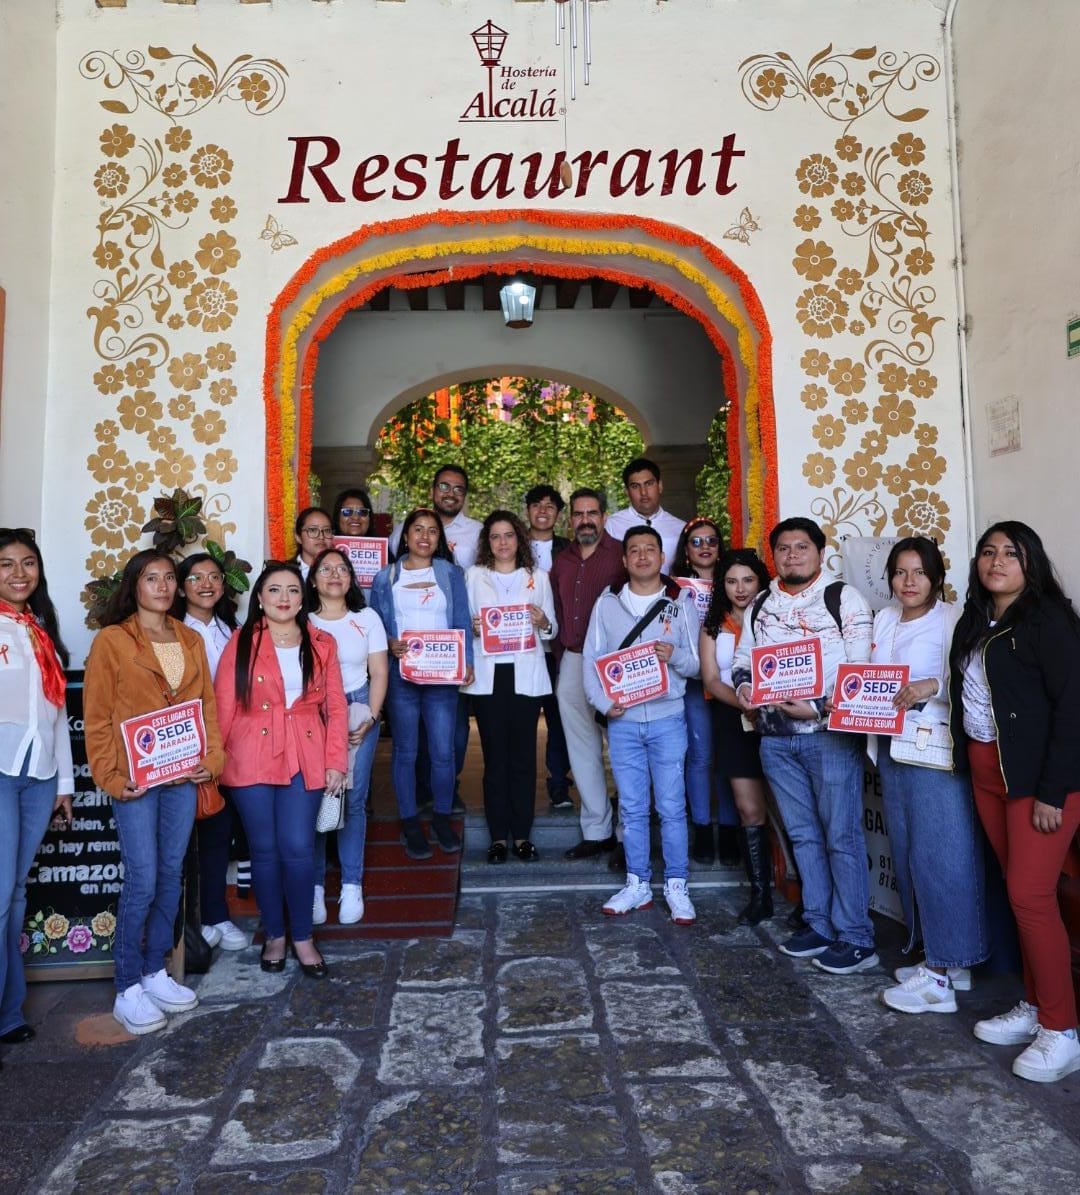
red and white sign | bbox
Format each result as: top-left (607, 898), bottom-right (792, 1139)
top-left (594, 643), bottom-right (669, 709)
top-left (828, 664), bottom-right (909, 735)
top-left (674, 577), bottom-right (712, 621)
top-left (121, 699), bottom-right (207, 789)
top-left (333, 536), bottom-right (388, 588)
top-left (749, 637), bottom-right (823, 705)
top-left (479, 604), bottom-right (537, 656)
top-left (399, 629), bottom-right (467, 685)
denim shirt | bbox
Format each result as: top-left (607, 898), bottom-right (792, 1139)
top-left (369, 556), bottom-right (474, 669)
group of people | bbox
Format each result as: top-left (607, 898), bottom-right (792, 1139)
top-left (1, 459), bottom-right (1078, 1083)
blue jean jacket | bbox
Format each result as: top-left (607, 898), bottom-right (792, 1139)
top-left (369, 556), bottom-right (474, 670)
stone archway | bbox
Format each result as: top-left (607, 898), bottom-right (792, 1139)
top-left (264, 210), bottom-right (777, 557)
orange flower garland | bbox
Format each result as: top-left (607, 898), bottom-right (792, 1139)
top-left (264, 210), bottom-right (777, 558)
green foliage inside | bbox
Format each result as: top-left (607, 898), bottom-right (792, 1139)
top-left (695, 401), bottom-right (733, 542)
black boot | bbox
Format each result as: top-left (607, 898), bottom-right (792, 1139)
top-left (690, 823), bottom-right (715, 865)
top-left (736, 825), bottom-right (774, 926)
top-left (400, 816), bottom-right (433, 860)
top-left (716, 824), bottom-right (741, 867)
top-left (431, 812), bottom-right (463, 854)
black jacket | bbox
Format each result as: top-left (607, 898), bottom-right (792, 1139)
top-left (949, 601), bottom-right (1080, 808)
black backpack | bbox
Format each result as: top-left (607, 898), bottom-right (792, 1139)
top-left (749, 580), bottom-right (845, 637)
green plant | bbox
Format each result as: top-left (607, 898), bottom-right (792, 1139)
top-left (205, 539), bottom-right (252, 595)
top-left (695, 403), bottom-right (733, 542)
top-left (141, 488), bottom-right (207, 553)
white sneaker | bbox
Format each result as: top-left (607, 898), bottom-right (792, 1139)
top-left (200, 923), bottom-right (223, 949)
top-left (140, 969), bottom-right (198, 1013)
top-left (895, 962), bottom-right (972, 991)
top-left (602, 874), bottom-right (653, 916)
top-left (663, 878), bottom-right (696, 926)
top-left (973, 1000), bottom-right (1039, 1046)
top-left (313, 885), bottom-right (327, 926)
top-left (113, 982), bottom-right (167, 1035)
top-left (881, 966), bottom-right (958, 1015)
top-left (1012, 1026), bottom-right (1080, 1083)
top-left (208, 920), bottom-right (247, 951)
top-left (338, 883), bottom-right (364, 925)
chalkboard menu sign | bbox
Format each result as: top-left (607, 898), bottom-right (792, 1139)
top-left (23, 672), bottom-right (118, 981)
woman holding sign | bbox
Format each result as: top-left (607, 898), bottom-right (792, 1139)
top-left (700, 549), bottom-right (774, 924)
top-left (464, 511), bottom-right (557, 864)
top-left (84, 550), bottom-right (225, 1036)
top-left (672, 517), bottom-right (740, 867)
top-left (214, 563), bottom-right (348, 978)
top-left (871, 537), bottom-right (987, 1017)
top-left (949, 522), bottom-right (1080, 1083)
top-left (306, 548), bottom-right (388, 925)
top-left (0, 530), bottom-right (73, 1054)
top-left (370, 509), bottom-right (474, 861)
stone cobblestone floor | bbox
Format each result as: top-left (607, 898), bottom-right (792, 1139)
top-left (4, 889), bottom-right (1080, 1193)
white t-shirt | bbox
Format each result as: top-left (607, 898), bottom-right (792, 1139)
top-left (713, 630), bottom-right (736, 687)
top-left (531, 539), bottom-right (554, 572)
top-left (962, 628), bottom-right (997, 742)
top-left (392, 566), bottom-right (448, 632)
top-left (183, 613), bottom-right (233, 680)
top-left (309, 608), bottom-right (388, 693)
top-left (275, 645), bottom-right (304, 709)
top-left (621, 586), bottom-right (666, 619)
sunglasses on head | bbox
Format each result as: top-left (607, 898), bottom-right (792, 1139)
top-left (0, 527), bottom-right (35, 540)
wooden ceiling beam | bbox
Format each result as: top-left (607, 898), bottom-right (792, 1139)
top-left (406, 288), bottom-right (429, 312)
top-left (628, 286), bottom-right (654, 309)
top-left (556, 279), bottom-right (582, 309)
top-left (590, 279), bottom-right (620, 309)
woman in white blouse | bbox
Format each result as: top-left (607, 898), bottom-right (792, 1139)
top-left (0, 530), bottom-right (73, 1052)
top-left (173, 554), bottom-right (246, 953)
top-left (465, 512), bottom-right (557, 863)
top-left (307, 547), bottom-right (388, 925)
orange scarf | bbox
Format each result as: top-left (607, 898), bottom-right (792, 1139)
top-left (0, 601), bottom-right (66, 708)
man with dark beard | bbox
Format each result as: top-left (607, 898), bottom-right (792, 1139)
top-left (550, 488), bottom-right (626, 857)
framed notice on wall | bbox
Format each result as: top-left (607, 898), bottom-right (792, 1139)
top-left (23, 673), bottom-right (118, 982)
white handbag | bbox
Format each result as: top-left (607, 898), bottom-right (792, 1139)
top-left (316, 788), bottom-right (345, 833)
top-left (889, 718), bottom-right (954, 771)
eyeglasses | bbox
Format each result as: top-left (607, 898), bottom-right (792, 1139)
top-left (0, 527), bottom-right (35, 540)
top-left (316, 565), bottom-right (351, 577)
top-left (338, 507), bottom-right (371, 519)
top-left (184, 572), bottom-right (224, 585)
top-left (689, 535), bottom-right (720, 548)
top-left (301, 526), bottom-right (334, 539)
top-left (435, 481), bottom-right (467, 496)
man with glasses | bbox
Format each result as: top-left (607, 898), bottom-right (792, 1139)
top-left (732, 517), bottom-right (876, 974)
top-left (525, 484), bottom-right (573, 811)
top-left (551, 488), bottom-right (627, 857)
top-left (604, 458), bottom-right (685, 568)
top-left (390, 465), bottom-right (482, 569)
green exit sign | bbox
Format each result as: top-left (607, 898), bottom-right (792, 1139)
top-left (1069, 316), bottom-right (1080, 359)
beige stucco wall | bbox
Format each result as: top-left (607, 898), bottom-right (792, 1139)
top-left (954, 0), bottom-right (1080, 596)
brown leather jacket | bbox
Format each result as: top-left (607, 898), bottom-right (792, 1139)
top-left (83, 614), bottom-right (225, 799)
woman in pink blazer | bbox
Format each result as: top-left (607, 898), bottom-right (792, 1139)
top-left (215, 563), bottom-right (347, 978)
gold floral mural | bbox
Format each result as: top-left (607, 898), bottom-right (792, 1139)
top-left (740, 44), bottom-right (954, 590)
top-left (78, 45), bottom-right (287, 600)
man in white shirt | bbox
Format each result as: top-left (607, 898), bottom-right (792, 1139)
top-left (603, 458), bottom-right (686, 567)
top-left (390, 464), bottom-right (482, 569)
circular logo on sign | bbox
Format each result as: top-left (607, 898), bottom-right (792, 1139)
top-left (485, 608), bottom-right (502, 629)
top-left (134, 725), bottom-right (156, 757)
top-left (605, 661), bottom-right (624, 684)
top-left (406, 637), bottom-right (424, 657)
top-left (759, 654), bottom-right (778, 680)
top-left (842, 673), bottom-right (863, 702)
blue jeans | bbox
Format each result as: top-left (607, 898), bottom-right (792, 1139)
top-left (316, 686), bottom-right (379, 886)
top-left (232, 774), bottom-right (321, 941)
top-left (0, 760), bottom-right (57, 1033)
top-left (684, 680), bottom-right (739, 826)
top-left (111, 781), bottom-right (196, 990)
top-left (608, 713), bottom-right (689, 883)
top-left (760, 732), bottom-right (873, 948)
top-left (877, 751), bottom-right (988, 969)
top-left (388, 671), bottom-right (458, 818)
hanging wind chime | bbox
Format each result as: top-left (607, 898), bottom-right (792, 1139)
top-left (554, 0), bottom-right (592, 102)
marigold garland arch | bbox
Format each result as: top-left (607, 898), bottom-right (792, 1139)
top-left (264, 210), bottom-right (778, 558)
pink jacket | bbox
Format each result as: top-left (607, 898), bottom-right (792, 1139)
top-left (214, 623), bottom-right (348, 789)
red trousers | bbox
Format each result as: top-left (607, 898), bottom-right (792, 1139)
top-left (968, 741), bottom-right (1080, 1030)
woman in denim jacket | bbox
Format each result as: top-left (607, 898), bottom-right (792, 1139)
top-left (370, 509), bottom-right (474, 860)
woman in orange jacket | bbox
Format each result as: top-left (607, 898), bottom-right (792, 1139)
top-left (84, 549), bottom-right (225, 1037)
top-left (214, 563), bottom-right (347, 978)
